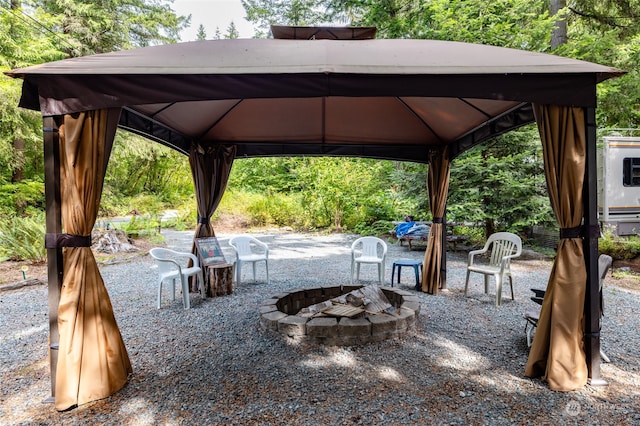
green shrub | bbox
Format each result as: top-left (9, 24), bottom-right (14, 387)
top-left (121, 214), bottom-right (160, 238)
top-left (353, 219), bottom-right (396, 237)
top-left (216, 189), bottom-right (253, 215)
top-left (163, 207), bottom-right (197, 231)
top-left (125, 194), bottom-right (166, 217)
top-left (0, 180), bottom-right (45, 218)
top-left (246, 192), bottom-right (306, 228)
top-left (0, 213), bottom-right (46, 262)
top-left (599, 226), bottom-right (640, 260)
top-left (98, 187), bottom-right (126, 217)
top-left (455, 224), bottom-right (486, 247)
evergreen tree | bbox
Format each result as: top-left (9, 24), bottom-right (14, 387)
top-left (0, 0), bottom-right (65, 185)
top-left (38, 0), bottom-right (191, 55)
top-left (242, 0), bottom-right (335, 37)
top-left (0, 0), bottom-right (191, 215)
top-left (226, 21), bottom-right (239, 39)
top-left (447, 128), bottom-right (555, 236)
top-left (556, 0), bottom-right (640, 127)
top-left (196, 24), bottom-right (206, 40)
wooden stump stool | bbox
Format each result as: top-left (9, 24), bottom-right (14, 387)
top-left (205, 263), bottom-right (234, 296)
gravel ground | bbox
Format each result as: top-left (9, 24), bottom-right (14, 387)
top-left (1, 230), bottom-right (639, 425)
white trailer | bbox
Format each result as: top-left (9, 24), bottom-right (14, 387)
top-left (598, 136), bottom-right (640, 235)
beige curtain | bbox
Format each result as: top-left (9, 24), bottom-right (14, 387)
top-left (55, 109), bottom-right (132, 410)
top-left (421, 148), bottom-right (451, 294)
top-left (188, 143), bottom-right (236, 287)
top-left (189, 143), bottom-right (236, 239)
top-left (525, 104), bottom-right (587, 391)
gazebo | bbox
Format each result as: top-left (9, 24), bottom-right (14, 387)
top-left (6, 26), bottom-right (624, 410)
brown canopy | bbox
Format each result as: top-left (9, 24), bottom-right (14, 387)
top-left (6, 32), bottom-right (625, 408)
top-left (7, 37), bottom-right (621, 162)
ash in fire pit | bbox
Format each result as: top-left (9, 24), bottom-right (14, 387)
top-left (259, 285), bottom-right (420, 345)
top-left (298, 285), bottom-right (395, 319)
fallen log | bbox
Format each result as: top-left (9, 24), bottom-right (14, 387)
top-left (0, 278), bottom-right (43, 293)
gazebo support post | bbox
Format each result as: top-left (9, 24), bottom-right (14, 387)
top-left (440, 211), bottom-right (447, 289)
top-left (43, 116), bottom-right (64, 401)
top-left (583, 106), bottom-right (606, 385)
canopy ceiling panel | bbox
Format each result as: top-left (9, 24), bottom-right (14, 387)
top-left (132, 100), bottom-right (242, 137)
top-left (400, 97), bottom-right (523, 142)
top-left (127, 96), bottom-right (523, 149)
top-left (204, 98), bottom-right (323, 141)
top-left (324, 97), bottom-right (434, 144)
top-left (7, 37), bottom-right (624, 163)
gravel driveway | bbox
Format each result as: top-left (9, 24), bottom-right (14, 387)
top-left (1, 230), bottom-right (639, 425)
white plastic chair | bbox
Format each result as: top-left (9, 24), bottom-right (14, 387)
top-left (351, 236), bottom-right (387, 285)
top-left (464, 232), bottom-right (522, 306)
top-left (149, 247), bottom-right (205, 309)
top-left (229, 235), bottom-right (270, 285)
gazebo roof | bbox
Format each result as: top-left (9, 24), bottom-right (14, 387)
top-left (6, 33), bottom-right (624, 162)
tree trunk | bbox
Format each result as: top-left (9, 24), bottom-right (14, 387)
top-left (550, 0), bottom-right (568, 49)
top-left (11, 137), bottom-right (25, 183)
top-left (485, 218), bottom-right (496, 239)
top-left (480, 149), bottom-right (494, 239)
top-left (9, 1), bottom-right (25, 184)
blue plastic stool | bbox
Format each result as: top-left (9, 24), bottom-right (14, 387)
top-left (391, 259), bottom-right (423, 290)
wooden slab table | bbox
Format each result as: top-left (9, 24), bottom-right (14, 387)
top-left (398, 234), bottom-right (469, 251)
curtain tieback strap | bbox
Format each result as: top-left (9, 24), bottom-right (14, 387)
top-left (559, 225), bottom-right (600, 239)
top-left (559, 226), bottom-right (582, 239)
top-left (432, 217), bottom-right (444, 224)
top-left (45, 233), bottom-right (92, 248)
top-left (197, 217), bottom-right (210, 224)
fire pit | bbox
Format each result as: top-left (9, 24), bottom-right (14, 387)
top-left (259, 285), bottom-right (420, 345)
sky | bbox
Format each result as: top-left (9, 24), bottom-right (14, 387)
top-left (172, 0), bottom-right (256, 41)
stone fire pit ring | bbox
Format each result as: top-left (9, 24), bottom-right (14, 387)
top-left (259, 285), bottom-right (421, 346)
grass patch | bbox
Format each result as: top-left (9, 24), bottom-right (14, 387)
top-left (611, 268), bottom-right (640, 281)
